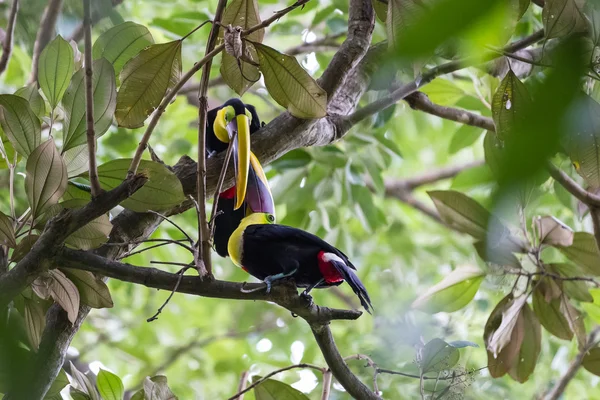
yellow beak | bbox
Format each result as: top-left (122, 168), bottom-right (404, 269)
top-left (226, 114), bottom-right (251, 210)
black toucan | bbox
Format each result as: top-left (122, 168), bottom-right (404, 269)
top-left (227, 194), bottom-right (373, 314)
top-left (206, 99), bottom-right (273, 257)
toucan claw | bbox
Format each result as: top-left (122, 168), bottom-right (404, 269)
top-left (300, 291), bottom-right (314, 308)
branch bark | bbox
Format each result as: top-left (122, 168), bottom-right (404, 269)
top-left (0, 0), bottom-right (19, 76)
top-left (29, 0), bottom-right (63, 84)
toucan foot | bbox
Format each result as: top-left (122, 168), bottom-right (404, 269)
top-left (300, 291), bottom-right (314, 307)
top-left (264, 279), bottom-right (273, 294)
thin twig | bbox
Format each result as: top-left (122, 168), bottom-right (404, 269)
top-left (0, 0), bottom-right (19, 76)
top-left (147, 265), bottom-right (191, 322)
top-left (376, 366), bottom-right (488, 380)
top-left (83, 0), bottom-right (101, 197)
top-left (321, 370), bottom-right (333, 400)
top-left (209, 139), bottom-right (235, 238)
top-left (181, 20), bottom-right (212, 41)
top-left (344, 354), bottom-right (380, 394)
top-left (227, 363), bottom-right (325, 400)
top-left (232, 371), bottom-right (250, 400)
top-left (244, 0), bottom-right (311, 38)
top-left (119, 240), bottom-right (195, 260)
top-left (147, 211), bottom-right (194, 245)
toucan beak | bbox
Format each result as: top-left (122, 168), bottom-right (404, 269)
top-left (245, 153), bottom-right (275, 215)
top-left (226, 114), bottom-right (251, 210)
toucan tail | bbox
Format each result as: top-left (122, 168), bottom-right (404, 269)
top-left (330, 258), bottom-right (373, 314)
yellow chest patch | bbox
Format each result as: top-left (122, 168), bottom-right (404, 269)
top-left (227, 224), bottom-right (245, 267)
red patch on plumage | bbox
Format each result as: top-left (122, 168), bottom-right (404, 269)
top-left (317, 251), bottom-right (344, 284)
top-left (220, 186), bottom-right (236, 199)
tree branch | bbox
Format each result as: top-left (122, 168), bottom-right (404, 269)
top-left (83, 0), bottom-right (101, 197)
top-left (0, 175), bottom-right (147, 308)
top-left (543, 326), bottom-right (600, 400)
top-left (386, 160), bottom-right (485, 192)
top-left (29, 0), bottom-right (63, 84)
top-left (0, 0), bottom-right (19, 76)
top-left (547, 163), bottom-right (600, 207)
top-left (68, 0), bottom-right (125, 42)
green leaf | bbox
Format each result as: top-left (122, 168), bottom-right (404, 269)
top-left (313, 5), bottom-right (338, 26)
top-left (543, 0), bottom-right (587, 39)
top-left (25, 140), bottom-right (68, 220)
top-left (253, 377), bottom-right (310, 400)
top-left (448, 340), bottom-right (479, 348)
top-left (63, 144), bottom-right (89, 177)
top-left (0, 211), bottom-right (16, 248)
top-left (69, 361), bottom-right (100, 400)
top-left (14, 83), bottom-right (46, 119)
top-left (449, 125), bottom-right (484, 154)
top-left (583, 347), bottom-right (600, 377)
top-left (557, 232), bottom-right (600, 276)
top-left (70, 388), bottom-right (92, 400)
top-left (65, 210), bottom-right (112, 250)
top-left (412, 265), bottom-right (485, 313)
top-left (532, 283), bottom-right (573, 340)
top-left (491, 70), bottom-right (530, 142)
top-left (46, 369), bottom-right (69, 397)
top-left (485, 295), bottom-right (519, 378)
top-left (386, 0), bottom-right (426, 51)
top-left (547, 263), bottom-right (593, 302)
top-left (420, 79), bottom-right (465, 106)
top-left (142, 375), bottom-right (178, 400)
top-left (62, 268), bottom-right (113, 308)
top-left (62, 58), bottom-right (117, 152)
top-left (271, 149), bottom-right (312, 170)
top-left (95, 159), bottom-right (186, 212)
top-left (220, 49), bottom-right (261, 96)
top-left (372, 0), bottom-right (387, 22)
top-left (10, 234), bottom-right (39, 263)
top-left (350, 184), bottom-right (386, 231)
top-left (38, 35), bottom-right (74, 109)
top-left (23, 296), bottom-right (46, 350)
top-left (486, 294), bottom-right (527, 358)
top-left (97, 369), bottom-right (124, 400)
top-left (473, 240), bottom-right (521, 268)
top-left (451, 164), bottom-right (494, 190)
top-left (49, 270), bottom-right (80, 324)
top-left (508, 304), bottom-right (541, 383)
top-left (254, 42), bottom-right (327, 119)
top-left (0, 137), bottom-right (20, 169)
top-left (484, 130), bottom-right (503, 177)
top-left (420, 338), bottom-right (460, 373)
top-left (116, 41), bottom-right (182, 128)
top-left (0, 94), bottom-right (42, 157)
top-left (222, 0), bottom-right (264, 42)
top-left (563, 95), bottom-right (600, 189)
top-left (428, 190), bottom-right (490, 239)
top-left (93, 21), bottom-right (154, 78)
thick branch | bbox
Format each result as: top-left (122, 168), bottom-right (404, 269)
top-left (0, 0), bottom-right (19, 76)
top-left (58, 247), bottom-right (363, 324)
top-left (311, 324), bottom-right (381, 400)
top-left (29, 0), bottom-right (63, 84)
top-left (547, 163), bottom-right (600, 207)
top-left (0, 175), bottom-right (147, 308)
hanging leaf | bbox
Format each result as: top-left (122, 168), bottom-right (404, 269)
top-left (0, 94), bottom-right (42, 157)
top-left (508, 304), bottom-right (541, 383)
top-left (70, 388), bottom-right (92, 400)
top-left (428, 190), bottom-right (490, 239)
top-left (532, 283), bottom-right (573, 340)
top-left (25, 140), bottom-right (68, 219)
top-left (485, 295), bottom-right (521, 378)
top-left (534, 216), bottom-right (574, 247)
top-left (491, 70), bottom-right (530, 142)
top-left (23, 296), bottom-right (47, 350)
top-left (583, 347), bottom-right (600, 376)
top-left (38, 35), bottom-right (74, 109)
top-left (14, 83), bottom-right (46, 119)
top-left (94, 159), bottom-right (186, 212)
top-left (97, 369), bottom-right (124, 400)
top-left (142, 375), bottom-right (178, 400)
top-left (486, 294), bottom-right (528, 356)
top-left (221, 49), bottom-right (261, 96)
top-left (254, 42), bottom-right (327, 119)
top-left (372, 0), bottom-right (387, 22)
top-left (448, 125), bottom-right (484, 154)
top-left (46, 369), bottom-right (70, 398)
top-left (543, 0), bottom-right (587, 39)
top-left (557, 232), bottom-right (600, 276)
top-left (69, 361), bottom-right (100, 400)
top-left (63, 144), bottom-right (89, 177)
top-left (547, 263), bottom-right (593, 302)
top-left (420, 338), bottom-right (460, 373)
top-left (62, 58), bottom-right (117, 152)
top-left (253, 377), bottom-right (310, 400)
top-left (563, 95), bottom-right (600, 189)
top-left (62, 268), bottom-right (113, 309)
top-left (92, 21), bottom-right (154, 78)
top-left (412, 265), bottom-right (485, 313)
top-left (49, 270), bottom-right (80, 324)
top-left (0, 211), bottom-right (16, 248)
top-left (11, 235), bottom-right (39, 263)
top-left (115, 41), bottom-right (182, 128)
top-left (66, 212), bottom-right (112, 250)
top-left (386, 0), bottom-right (427, 51)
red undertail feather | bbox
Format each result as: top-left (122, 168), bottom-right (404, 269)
top-left (220, 186), bottom-right (236, 199)
top-left (317, 251), bottom-right (344, 283)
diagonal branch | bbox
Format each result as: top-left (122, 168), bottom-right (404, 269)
top-left (29, 0), bottom-right (63, 84)
top-left (0, 0), bottom-right (19, 76)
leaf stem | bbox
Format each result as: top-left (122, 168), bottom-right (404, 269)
top-left (181, 20), bottom-right (212, 41)
top-left (83, 0), bottom-right (101, 197)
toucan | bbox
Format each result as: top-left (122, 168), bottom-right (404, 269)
top-left (227, 192), bottom-right (374, 314)
top-left (206, 98), bottom-right (270, 257)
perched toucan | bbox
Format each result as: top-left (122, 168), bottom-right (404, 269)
top-left (206, 98), bottom-right (271, 257)
top-left (227, 196), bottom-right (373, 314)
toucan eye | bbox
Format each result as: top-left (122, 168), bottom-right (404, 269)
top-left (267, 214), bottom-right (275, 223)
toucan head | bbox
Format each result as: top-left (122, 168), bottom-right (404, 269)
top-left (213, 99), bottom-right (254, 210)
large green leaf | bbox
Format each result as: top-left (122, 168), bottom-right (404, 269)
top-left (485, 295), bottom-right (522, 378)
top-left (94, 159), bottom-right (186, 212)
top-left (0, 211), bottom-right (16, 248)
top-left (557, 232), bottom-right (600, 276)
top-left (532, 284), bottom-right (573, 340)
top-left (428, 190), bottom-right (490, 239)
top-left (23, 296), bottom-right (46, 350)
top-left (253, 377), bottom-right (310, 400)
top-left (449, 124), bottom-right (484, 154)
top-left (62, 58), bottom-right (117, 152)
top-left (93, 21), bottom-right (154, 78)
top-left (386, 0), bottom-right (426, 51)
top-left (38, 35), bottom-right (74, 109)
top-left (412, 265), bottom-right (485, 313)
top-left (25, 140), bottom-right (68, 219)
top-left (63, 144), bottom-right (89, 178)
top-left (420, 338), bottom-right (460, 373)
top-left (583, 347), bottom-right (600, 376)
top-left (492, 70), bottom-right (531, 142)
top-left (62, 268), bottom-right (113, 309)
top-left (563, 95), bottom-right (600, 189)
top-left (14, 83), bottom-right (46, 119)
top-left (115, 41), bottom-right (182, 128)
top-left (0, 94), bottom-right (42, 157)
top-left (543, 0), bottom-right (587, 39)
top-left (96, 369), bottom-right (124, 400)
top-left (508, 304), bottom-right (541, 383)
top-left (547, 263), bottom-right (593, 302)
top-left (254, 42), bottom-right (327, 119)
